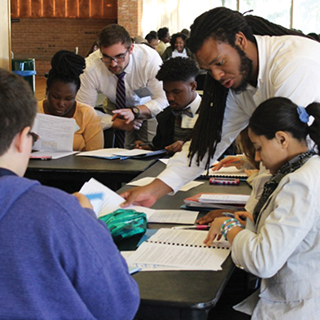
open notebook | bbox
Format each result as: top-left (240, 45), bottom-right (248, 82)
top-left (126, 228), bottom-right (230, 271)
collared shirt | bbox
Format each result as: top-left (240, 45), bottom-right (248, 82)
top-left (171, 48), bottom-right (188, 59)
top-left (157, 40), bottom-right (168, 56)
top-left (157, 35), bottom-right (320, 192)
top-left (0, 168), bottom-right (16, 177)
top-left (180, 92), bottom-right (201, 129)
top-left (173, 93), bottom-right (201, 141)
top-left (76, 44), bottom-right (168, 126)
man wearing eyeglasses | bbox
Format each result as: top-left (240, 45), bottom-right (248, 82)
top-left (76, 24), bottom-right (168, 148)
top-left (0, 68), bottom-right (139, 319)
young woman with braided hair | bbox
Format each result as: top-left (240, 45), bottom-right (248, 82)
top-left (38, 50), bottom-right (103, 151)
top-left (119, 7), bottom-right (320, 210)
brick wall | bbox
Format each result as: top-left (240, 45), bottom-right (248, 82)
top-left (117, 0), bottom-right (142, 37)
top-left (11, 0), bottom-right (142, 75)
top-left (11, 18), bottom-right (116, 75)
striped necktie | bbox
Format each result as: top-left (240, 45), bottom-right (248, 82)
top-left (114, 72), bottom-right (126, 148)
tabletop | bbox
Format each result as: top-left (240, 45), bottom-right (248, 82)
top-left (117, 161), bottom-right (252, 320)
top-left (26, 154), bottom-right (157, 192)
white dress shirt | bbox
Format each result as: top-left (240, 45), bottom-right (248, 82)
top-left (157, 35), bottom-right (320, 192)
top-left (180, 92), bottom-right (201, 129)
top-left (76, 44), bottom-right (168, 129)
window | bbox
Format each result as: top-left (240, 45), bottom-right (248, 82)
top-left (141, 0), bottom-right (320, 37)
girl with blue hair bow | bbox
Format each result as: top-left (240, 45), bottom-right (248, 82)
top-left (205, 97), bottom-right (320, 319)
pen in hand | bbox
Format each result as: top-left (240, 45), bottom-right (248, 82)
top-left (210, 158), bottom-right (242, 169)
top-left (222, 211), bottom-right (246, 221)
top-left (171, 225), bottom-right (210, 230)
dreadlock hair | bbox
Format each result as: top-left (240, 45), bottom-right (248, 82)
top-left (186, 7), bottom-right (310, 169)
top-left (156, 57), bottom-right (199, 82)
top-left (46, 50), bottom-right (85, 92)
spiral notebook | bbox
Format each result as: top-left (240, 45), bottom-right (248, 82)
top-left (126, 228), bottom-right (230, 271)
top-left (200, 166), bottom-right (248, 180)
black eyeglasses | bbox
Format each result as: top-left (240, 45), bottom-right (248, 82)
top-left (28, 131), bottom-right (39, 146)
top-left (100, 48), bottom-right (130, 64)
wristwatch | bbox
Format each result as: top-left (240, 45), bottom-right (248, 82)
top-left (131, 106), bottom-right (140, 119)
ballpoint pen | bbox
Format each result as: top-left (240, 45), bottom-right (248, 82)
top-left (171, 225), bottom-right (210, 230)
top-left (210, 158), bottom-right (242, 168)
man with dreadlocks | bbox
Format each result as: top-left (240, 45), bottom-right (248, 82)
top-left (120, 8), bottom-right (320, 205)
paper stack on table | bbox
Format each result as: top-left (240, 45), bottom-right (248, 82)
top-left (77, 148), bottom-right (166, 160)
top-left (184, 192), bottom-right (249, 210)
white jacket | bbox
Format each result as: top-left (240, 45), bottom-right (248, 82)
top-left (232, 156), bottom-right (320, 319)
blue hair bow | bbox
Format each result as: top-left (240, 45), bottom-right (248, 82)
top-left (297, 106), bottom-right (309, 123)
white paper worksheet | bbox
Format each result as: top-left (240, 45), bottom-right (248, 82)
top-left (127, 229), bottom-right (230, 271)
top-left (79, 178), bottom-right (198, 224)
top-left (32, 113), bottom-right (75, 152)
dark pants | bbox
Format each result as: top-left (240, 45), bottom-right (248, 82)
top-left (207, 268), bottom-right (254, 320)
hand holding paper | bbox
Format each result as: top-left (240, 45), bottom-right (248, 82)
top-left (80, 178), bottom-right (125, 217)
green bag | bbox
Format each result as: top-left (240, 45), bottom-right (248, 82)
top-left (99, 209), bottom-right (147, 242)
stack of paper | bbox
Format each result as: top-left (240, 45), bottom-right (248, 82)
top-left (77, 148), bottom-right (166, 160)
top-left (184, 193), bottom-right (249, 209)
top-left (198, 193), bottom-right (249, 205)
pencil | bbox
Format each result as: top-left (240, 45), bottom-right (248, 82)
top-left (210, 158), bottom-right (242, 168)
top-left (171, 225), bottom-right (210, 230)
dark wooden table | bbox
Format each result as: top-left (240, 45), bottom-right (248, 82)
top-left (117, 161), bottom-right (252, 320)
top-left (26, 154), bottom-right (157, 192)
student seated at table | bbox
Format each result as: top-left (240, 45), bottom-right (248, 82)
top-left (161, 32), bottom-right (195, 61)
top-left (38, 50), bottom-right (104, 151)
top-left (197, 127), bottom-right (269, 225)
top-left (134, 57), bottom-right (201, 155)
top-left (205, 97), bottom-right (320, 319)
top-left (0, 68), bottom-right (139, 319)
